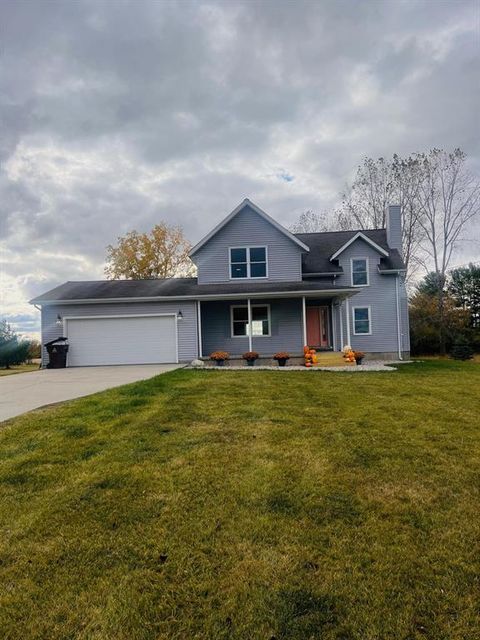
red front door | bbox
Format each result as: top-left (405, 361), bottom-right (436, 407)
top-left (306, 306), bottom-right (329, 347)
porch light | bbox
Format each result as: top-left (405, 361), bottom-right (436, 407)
top-left (177, 310), bottom-right (183, 321)
top-left (55, 314), bottom-right (62, 326)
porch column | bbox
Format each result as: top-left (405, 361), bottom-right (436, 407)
top-left (247, 298), bottom-right (253, 352)
top-left (339, 302), bottom-right (344, 349)
top-left (331, 301), bottom-right (336, 351)
top-left (345, 298), bottom-right (351, 346)
top-left (197, 300), bottom-right (203, 358)
top-left (302, 296), bottom-right (307, 346)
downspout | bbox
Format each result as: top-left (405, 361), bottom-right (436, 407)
top-left (247, 298), bottom-right (253, 352)
top-left (395, 274), bottom-right (403, 360)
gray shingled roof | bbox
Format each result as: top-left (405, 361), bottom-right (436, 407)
top-left (294, 228), bottom-right (405, 274)
top-left (30, 278), bottom-right (355, 303)
top-left (30, 227), bottom-right (405, 304)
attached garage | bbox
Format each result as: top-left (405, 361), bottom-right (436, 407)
top-left (64, 314), bottom-right (178, 366)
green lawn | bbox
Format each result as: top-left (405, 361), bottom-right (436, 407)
top-left (0, 361), bottom-right (479, 640)
top-left (0, 363), bottom-right (39, 376)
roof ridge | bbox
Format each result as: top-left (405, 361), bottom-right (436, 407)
top-left (294, 228), bottom-right (386, 237)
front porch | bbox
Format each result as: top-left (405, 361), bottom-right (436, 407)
top-left (198, 294), bottom-right (350, 358)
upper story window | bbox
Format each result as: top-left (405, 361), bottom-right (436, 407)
top-left (230, 246), bottom-right (267, 279)
top-left (351, 258), bottom-right (369, 286)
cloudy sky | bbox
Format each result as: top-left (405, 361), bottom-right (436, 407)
top-left (1, 0), bottom-right (479, 339)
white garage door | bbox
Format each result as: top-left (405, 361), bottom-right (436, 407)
top-left (65, 315), bottom-right (177, 366)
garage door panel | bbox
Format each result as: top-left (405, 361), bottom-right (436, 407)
top-left (66, 316), bottom-right (177, 366)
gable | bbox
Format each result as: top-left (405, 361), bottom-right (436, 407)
top-left (329, 232), bottom-right (389, 260)
top-left (189, 199), bottom-right (309, 257)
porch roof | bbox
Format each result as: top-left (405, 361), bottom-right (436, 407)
top-left (30, 278), bottom-right (358, 304)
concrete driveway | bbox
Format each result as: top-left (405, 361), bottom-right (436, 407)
top-left (0, 364), bottom-right (183, 422)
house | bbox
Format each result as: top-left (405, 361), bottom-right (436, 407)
top-left (30, 199), bottom-right (410, 366)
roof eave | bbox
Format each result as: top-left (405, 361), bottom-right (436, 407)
top-left (330, 232), bottom-right (390, 261)
top-left (29, 287), bottom-right (359, 305)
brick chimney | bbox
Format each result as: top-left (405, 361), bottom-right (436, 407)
top-left (386, 205), bottom-right (402, 255)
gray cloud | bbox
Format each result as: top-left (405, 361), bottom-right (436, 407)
top-left (0, 0), bottom-right (479, 337)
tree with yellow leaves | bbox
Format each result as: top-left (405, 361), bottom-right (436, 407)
top-left (104, 223), bottom-right (195, 280)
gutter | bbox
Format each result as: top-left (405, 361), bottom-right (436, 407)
top-left (378, 268), bottom-right (407, 274)
top-left (29, 288), bottom-right (360, 306)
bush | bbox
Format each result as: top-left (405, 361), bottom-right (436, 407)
top-left (27, 340), bottom-right (41, 361)
top-left (0, 320), bottom-right (32, 368)
top-left (450, 341), bottom-right (474, 361)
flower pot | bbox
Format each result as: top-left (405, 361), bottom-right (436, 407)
top-left (355, 357), bottom-right (364, 365)
top-left (277, 358), bottom-right (288, 367)
top-left (215, 359), bottom-right (225, 366)
top-left (246, 359), bottom-right (256, 366)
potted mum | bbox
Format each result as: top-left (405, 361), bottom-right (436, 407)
top-left (242, 351), bottom-right (259, 366)
top-left (273, 352), bottom-right (290, 367)
top-left (209, 351), bottom-right (230, 366)
top-left (353, 350), bottom-right (365, 365)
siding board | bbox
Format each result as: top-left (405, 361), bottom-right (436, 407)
top-left (41, 301), bottom-right (198, 364)
top-left (193, 205), bottom-right (304, 284)
top-left (334, 238), bottom-right (409, 354)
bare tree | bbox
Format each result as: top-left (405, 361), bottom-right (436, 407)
top-left (416, 148), bottom-right (480, 353)
top-left (337, 156), bottom-right (394, 230)
top-left (290, 209), bottom-right (330, 233)
top-left (337, 154), bottom-right (428, 280)
top-left (105, 223), bottom-right (196, 280)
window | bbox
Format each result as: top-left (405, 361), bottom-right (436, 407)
top-left (231, 305), bottom-right (270, 337)
top-left (353, 307), bottom-right (371, 335)
top-left (230, 247), bottom-right (267, 279)
top-left (351, 258), bottom-right (369, 286)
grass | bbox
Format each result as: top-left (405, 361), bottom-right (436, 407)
top-left (0, 360), bottom-right (479, 640)
top-left (0, 363), bottom-right (39, 376)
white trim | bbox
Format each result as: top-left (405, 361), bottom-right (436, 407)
top-left (63, 313), bottom-right (179, 365)
top-left (378, 268), bottom-right (407, 274)
top-left (331, 302), bottom-right (337, 351)
top-left (229, 245), bottom-right (269, 280)
top-left (230, 303), bottom-right (271, 338)
top-left (31, 288), bottom-right (358, 305)
top-left (197, 300), bottom-right (203, 359)
top-left (302, 296), bottom-right (307, 346)
top-left (339, 302), bottom-right (344, 348)
top-left (350, 257), bottom-right (369, 287)
top-left (63, 313), bottom-right (177, 321)
top-left (395, 275), bottom-right (403, 360)
top-left (352, 306), bottom-right (372, 336)
top-left (330, 232), bottom-right (389, 260)
top-left (346, 299), bottom-right (351, 345)
top-left (189, 198), bottom-right (309, 256)
top-left (247, 298), bottom-right (252, 351)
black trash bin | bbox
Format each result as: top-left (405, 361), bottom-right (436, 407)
top-left (44, 337), bottom-right (69, 369)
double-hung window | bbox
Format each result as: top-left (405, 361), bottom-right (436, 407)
top-left (353, 307), bottom-right (371, 335)
top-left (351, 258), bottom-right (369, 286)
top-left (231, 305), bottom-right (270, 337)
top-left (230, 247), bottom-right (267, 279)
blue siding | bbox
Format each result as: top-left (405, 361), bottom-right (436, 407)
top-left (41, 301), bottom-right (198, 364)
top-left (333, 238), bottom-right (409, 354)
top-left (193, 204), bottom-right (304, 284)
top-left (201, 298), bottom-right (303, 357)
